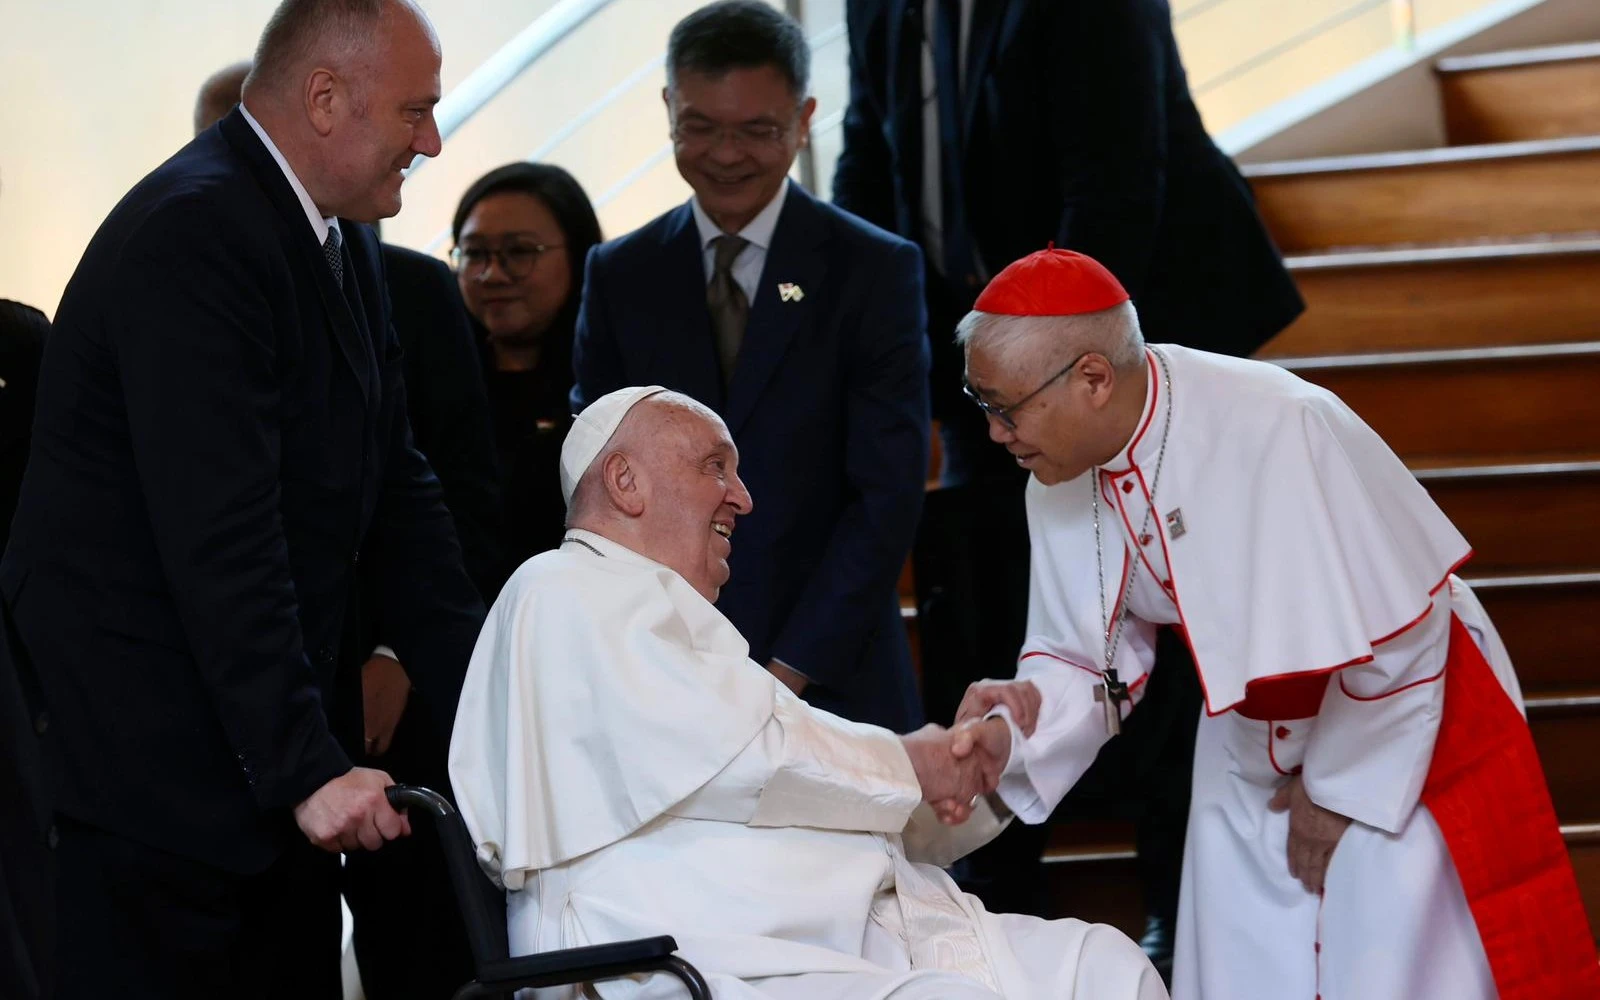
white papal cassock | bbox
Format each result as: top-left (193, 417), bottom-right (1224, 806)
top-left (450, 529), bottom-right (1167, 1000)
top-left (995, 345), bottom-right (1599, 1000)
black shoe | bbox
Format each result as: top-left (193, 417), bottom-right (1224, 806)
top-left (1139, 914), bottom-right (1175, 984)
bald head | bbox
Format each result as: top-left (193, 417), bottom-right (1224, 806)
top-left (195, 61), bottom-right (252, 135)
top-left (238, 0), bottom-right (442, 222)
top-left (568, 392), bottom-right (753, 603)
top-left (244, 0), bottom-right (425, 102)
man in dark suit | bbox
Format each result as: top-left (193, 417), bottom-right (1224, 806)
top-left (0, 3), bottom-right (484, 997)
top-left (573, 0), bottom-right (930, 732)
top-left (831, 0), bottom-right (1303, 966)
top-left (193, 63), bottom-right (500, 997)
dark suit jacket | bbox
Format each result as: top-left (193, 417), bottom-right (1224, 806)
top-left (0, 301), bottom-right (47, 548)
top-left (834, 0), bottom-right (1304, 475)
top-left (381, 245), bottom-right (504, 599)
top-left (0, 301), bottom-right (50, 1000)
top-left (0, 108), bottom-right (484, 874)
top-left (572, 184), bottom-right (930, 731)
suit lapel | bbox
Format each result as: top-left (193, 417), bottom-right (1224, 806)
top-left (219, 108), bottom-right (372, 404)
top-left (961, 0), bottom-right (1009, 142)
top-left (655, 205), bottom-right (726, 410)
top-left (723, 186), bottom-right (828, 436)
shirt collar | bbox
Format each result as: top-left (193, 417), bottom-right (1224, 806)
top-left (239, 104), bottom-right (340, 247)
top-left (1098, 348), bottom-right (1164, 476)
top-left (690, 177), bottom-right (789, 252)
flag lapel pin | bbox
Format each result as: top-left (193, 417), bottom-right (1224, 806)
top-left (1165, 508), bottom-right (1186, 539)
top-left (777, 282), bottom-right (805, 303)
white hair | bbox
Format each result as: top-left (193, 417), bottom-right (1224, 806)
top-left (955, 301), bottom-right (1145, 371)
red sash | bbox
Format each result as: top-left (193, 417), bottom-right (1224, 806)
top-left (1420, 614), bottom-right (1600, 999)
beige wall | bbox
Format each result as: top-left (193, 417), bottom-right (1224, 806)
top-left (0, 0), bottom-right (1544, 316)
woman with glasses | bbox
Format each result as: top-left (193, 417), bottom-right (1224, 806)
top-left (451, 162), bottom-right (603, 578)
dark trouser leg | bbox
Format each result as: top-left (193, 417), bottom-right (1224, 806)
top-left (343, 694), bottom-right (475, 999)
top-left (53, 816), bottom-right (341, 1000)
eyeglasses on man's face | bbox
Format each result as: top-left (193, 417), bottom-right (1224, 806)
top-left (670, 116), bottom-right (794, 150)
top-left (450, 242), bottom-right (564, 281)
top-left (963, 352), bottom-right (1089, 431)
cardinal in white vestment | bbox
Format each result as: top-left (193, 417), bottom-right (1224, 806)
top-left (449, 386), bottom-right (1167, 1000)
top-left (949, 248), bottom-right (1600, 1000)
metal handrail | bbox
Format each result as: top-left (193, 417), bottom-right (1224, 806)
top-left (415, 0), bottom-right (616, 171)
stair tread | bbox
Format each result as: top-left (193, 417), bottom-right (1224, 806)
top-left (1437, 41), bottom-right (1600, 75)
top-left (1286, 231), bottom-right (1600, 270)
top-left (1269, 339), bottom-right (1600, 370)
top-left (1244, 134), bottom-right (1600, 179)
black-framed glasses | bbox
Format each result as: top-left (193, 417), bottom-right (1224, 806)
top-left (450, 242), bottom-right (564, 280)
top-left (963, 352), bottom-right (1089, 430)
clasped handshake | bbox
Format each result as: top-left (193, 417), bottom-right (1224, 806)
top-left (900, 678), bottom-right (1042, 826)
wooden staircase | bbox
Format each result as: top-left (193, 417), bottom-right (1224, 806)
top-left (1038, 37), bottom-right (1600, 940)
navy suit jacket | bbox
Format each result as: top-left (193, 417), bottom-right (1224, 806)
top-left (0, 109), bottom-right (484, 873)
top-left (573, 184), bottom-right (930, 731)
top-left (834, 0), bottom-right (1304, 475)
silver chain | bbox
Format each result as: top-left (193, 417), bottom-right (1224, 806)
top-left (1092, 348), bottom-right (1174, 676)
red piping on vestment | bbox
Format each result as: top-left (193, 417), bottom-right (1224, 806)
top-left (1019, 650), bottom-right (1100, 678)
top-left (1199, 555), bottom-right (1474, 717)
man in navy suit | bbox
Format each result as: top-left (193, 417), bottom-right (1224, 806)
top-left (573, 0), bottom-right (930, 732)
top-left (0, 2), bottom-right (483, 996)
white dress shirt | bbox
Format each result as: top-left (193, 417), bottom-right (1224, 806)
top-left (690, 177), bottom-right (789, 304)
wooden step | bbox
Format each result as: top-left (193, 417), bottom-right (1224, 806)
top-left (1276, 343), bottom-right (1600, 465)
top-left (1467, 572), bottom-right (1600, 696)
top-left (1529, 691), bottom-right (1600, 826)
top-left (1418, 460), bottom-right (1600, 575)
top-left (1045, 823), bottom-right (1600, 936)
top-left (1258, 236), bottom-right (1600, 358)
top-left (1438, 42), bottom-right (1600, 145)
top-left (1243, 137), bottom-right (1600, 252)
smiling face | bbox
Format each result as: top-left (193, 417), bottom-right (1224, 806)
top-left (455, 191), bottom-right (571, 346)
top-left (634, 401), bottom-right (754, 603)
top-left (666, 65), bottom-right (814, 233)
top-left (319, 5), bottom-right (442, 221)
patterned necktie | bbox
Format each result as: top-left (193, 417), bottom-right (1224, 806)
top-left (707, 234), bottom-right (750, 388)
top-left (323, 226), bottom-right (345, 289)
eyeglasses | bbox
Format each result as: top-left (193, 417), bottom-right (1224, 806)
top-left (450, 242), bottom-right (564, 280)
top-left (963, 352), bottom-right (1089, 431)
top-left (670, 117), bottom-right (793, 149)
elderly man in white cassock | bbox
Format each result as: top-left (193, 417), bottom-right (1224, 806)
top-left (951, 247), bottom-right (1600, 1000)
top-left (449, 386), bottom-right (1166, 1000)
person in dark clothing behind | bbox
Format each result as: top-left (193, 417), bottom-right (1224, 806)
top-left (0, 292), bottom-right (51, 1000)
top-left (450, 162), bottom-right (603, 576)
top-left (832, 0), bottom-right (1304, 973)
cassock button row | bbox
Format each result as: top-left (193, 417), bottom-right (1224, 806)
top-left (1122, 480), bottom-right (1135, 493)
top-left (1276, 726), bottom-right (1291, 739)
top-left (1139, 533), bottom-right (1152, 546)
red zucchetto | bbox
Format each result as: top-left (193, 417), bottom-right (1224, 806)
top-left (973, 244), bottom-right (1129, 316)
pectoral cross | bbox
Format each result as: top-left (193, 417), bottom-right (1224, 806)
top-left (1094, 668), bottom-right (1131, 736)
